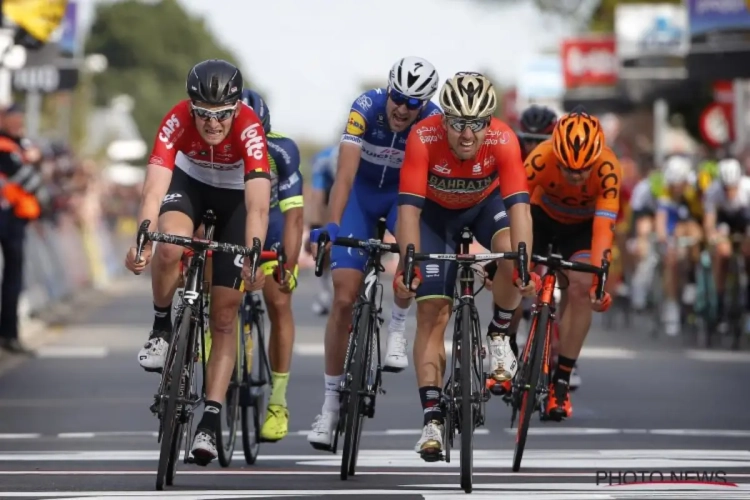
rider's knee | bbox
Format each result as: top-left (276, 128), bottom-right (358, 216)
top-left (265, 289), bottom-right (291, 319)
top-left (566, 273), bottom-right (590, 305)
top-left (155, 241), bottom-right (184, 267)
top-left (416, 299), bottom-right (451, 334)
top-left (209, 303), bottom-right (238, 335)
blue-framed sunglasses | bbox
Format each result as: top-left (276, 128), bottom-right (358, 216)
top-left (388, 88), bottom-right (424, 110)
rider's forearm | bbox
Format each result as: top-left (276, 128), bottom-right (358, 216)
top-left (282, 207), bottom-right (304, 268)
top-left (138, 165), bottom-right (172, 233)
top-left (308, 189), bottom-right (326, 226)
top-left (508, 203), bottom-right (533, 255)
top-left (396, 204), bottom-right (422, 260)
top-left (245, 179), bottom-right (271, 248)
top-left (327, 173), bottom-right (355, 226)
top-left (655, 210), bottom-right (668, 241)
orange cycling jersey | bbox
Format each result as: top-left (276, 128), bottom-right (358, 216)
top-left (525, 140), bottom-right (621, 265)
top-left (399, 115), bottom-right (529, 210)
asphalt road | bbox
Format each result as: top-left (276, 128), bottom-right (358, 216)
top-left (1, 271), bottom-right (749, 499)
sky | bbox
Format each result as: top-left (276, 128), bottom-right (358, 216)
top-left (77, 0), bottom-right (574, 145)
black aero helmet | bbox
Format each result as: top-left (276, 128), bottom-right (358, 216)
top-left (520, 105), bottom-right (558, 135)
top-left (186, 59), bottom-right (243, 106)
top-left (242, 89), bottom-right (271, 134)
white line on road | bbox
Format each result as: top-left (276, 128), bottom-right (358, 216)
top-left (35, 346), bottom-right (109, 359)
top-left (0, 428), bottom-right (748, 440)
top-left (685, 349), bottom-right (750, 362)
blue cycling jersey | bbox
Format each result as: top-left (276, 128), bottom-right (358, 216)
top-left (341, 88), bottom-right (441, 190)
top-left (310, 145), bottom-right (337, 194)
top-left (267, 132), bottom-right (303, 213)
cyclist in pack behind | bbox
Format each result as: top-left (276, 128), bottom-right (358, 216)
top-left (307, 57), bottom-right (442, 451)
top-left (394, 72), bottom-right (539, 461)
top-left (124, 59), bottom-right (271, 465)
top-left (306, 145), bottom-right (339, 315)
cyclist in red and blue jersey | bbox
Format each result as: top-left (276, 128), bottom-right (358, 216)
top-left (307, 57), bottom-right (442, 451)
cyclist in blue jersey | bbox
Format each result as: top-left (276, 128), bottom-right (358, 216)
top-left (306, 145), bottom-right (339, 316)
top-left (307, 57), bottom-right (442, 450)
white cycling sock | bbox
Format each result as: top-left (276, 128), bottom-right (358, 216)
top-left (323, 373), bottom-right (344, 413)
top-left (389, 303), bottom-right (411, 333)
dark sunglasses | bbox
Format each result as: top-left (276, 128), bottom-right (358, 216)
top-left (446, 116), bottom-right (490, 133)
top-left (558, 162), bottom-right (593, 176)
top-left (388, 88), bottom-right (424, 110)
top-left (191, 103), bottom-right (236, 122)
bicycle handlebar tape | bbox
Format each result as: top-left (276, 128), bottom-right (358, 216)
top-left (517, 242), bottom-right (529, 287)
top-left (596, 259), bottom-right (610, 300)
top-left (404, 244), bottom-right (416, 288)
top-left (314, 232), bottom-right (330, 277)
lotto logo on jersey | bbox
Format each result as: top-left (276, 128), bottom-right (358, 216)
top-left (158, 113), bottom-right (181, 147)
top-left (241, 123), bottom-right (265, 161)
top-left (346, 111), bottom-right (366, 137)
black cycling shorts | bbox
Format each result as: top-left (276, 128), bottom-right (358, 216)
top-left (159, 168), bottom-right (246, 289)
top-left (717, 209), bottom-right (750, 236)
top-left (531, 205), bottom-right (593, 261)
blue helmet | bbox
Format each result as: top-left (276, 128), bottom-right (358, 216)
top-left (241, 89), bottom-right (271, 134)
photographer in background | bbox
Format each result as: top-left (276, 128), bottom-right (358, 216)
top-left (0, 104), bottom-right (51, 355)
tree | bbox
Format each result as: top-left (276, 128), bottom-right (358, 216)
top-left (84, 0), bottom-right (245, 147)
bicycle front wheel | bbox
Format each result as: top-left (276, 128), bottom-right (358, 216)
top-left (341, 303), bottom-right (372, 480)
top-left (241, 294), bottom-right (269, 465)
top-left (156, 309), bottom-right (192, 490)
top-left (458, 303), bottom-right (474, 493)
top-left (512, 305), bottom-right (549, 472)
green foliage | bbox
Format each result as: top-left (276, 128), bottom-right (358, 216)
top-left (84, 0), bottom-right (245, 146)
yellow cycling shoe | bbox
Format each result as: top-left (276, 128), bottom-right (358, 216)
top-left (260, 404), bottom-right (289, 442)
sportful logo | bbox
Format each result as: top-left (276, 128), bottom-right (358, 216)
top-left (159, 114), bottom-right (181, 149)
top-left (241, 123), bottom-right (265, 161)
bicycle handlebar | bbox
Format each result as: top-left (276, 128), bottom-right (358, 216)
top-left (403, 242), bottom-right (530, 289)
top-left (531, 252), bottom-right (609, 301)
top-left (136, 220), bottom-right (263, 284)
top-left (313, 232), bottom-right (401, 277)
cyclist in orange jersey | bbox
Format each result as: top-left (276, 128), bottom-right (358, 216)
top-left (504, 108), bottom-right (619, 421)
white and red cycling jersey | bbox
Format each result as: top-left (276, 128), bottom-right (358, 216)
top-left (148, 100), bottom-right (271, 190)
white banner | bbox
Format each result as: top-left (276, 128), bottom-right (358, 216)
top-left (615, 3), bottom-right (689, 60)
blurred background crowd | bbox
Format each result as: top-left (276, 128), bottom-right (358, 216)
top-left (0, 0), bottom-right (747, 355)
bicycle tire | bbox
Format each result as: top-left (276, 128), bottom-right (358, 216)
top-left (727, 254), bottom-right (743, 350)
top-left (696, 258), bottom-right (719, 348)
top-left (216, 314), bottom-right (243, 467)
top-left (458, 303), bottom-right (474, 493)
top-left (156, 309), bottom-right (192, 490)
top-left (341, 302), bottom-right (371, 481)
top-left (242, 295), bottom-right (269, 465)
top-left (512, 305), bottom-right (549, 473)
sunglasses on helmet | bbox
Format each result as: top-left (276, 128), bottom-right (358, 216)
top-left (191, 103), bottom-right (237, 122)
top-left (388, 88), bottom-right (424, 110)
top-left (446, 116), bottom-right (490, 133)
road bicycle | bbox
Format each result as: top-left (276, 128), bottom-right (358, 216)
top-left (508, 244), bottom-right (608, 472)
top-left (134, 211), bottom-right (262, 490)
top-left (313, 219), bottom-right (399, 480)
top-left (403, 229), bottom-right (528, 494)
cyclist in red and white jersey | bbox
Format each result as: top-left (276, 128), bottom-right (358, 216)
top-left (124, 59), bottom-right (271, 464)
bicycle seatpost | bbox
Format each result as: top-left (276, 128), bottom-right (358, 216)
top-left (314, 232), bottom-right (330, 277)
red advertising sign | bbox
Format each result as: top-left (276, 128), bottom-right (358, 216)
top-left (561, 37), bottom-right (618, 89)
top-left (699, 102), bottom-right (733, 148)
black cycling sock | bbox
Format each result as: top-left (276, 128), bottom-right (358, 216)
top-left (554, 356), bottom-right (576, 384)
top-left (152, 304), bottom-right (172, 333)
top-left (198, 400), bottom-right (222, 432)
top-left (488, 304), bottom-right (515, 338)
top-left (419, 386), bottom-right (443, 425)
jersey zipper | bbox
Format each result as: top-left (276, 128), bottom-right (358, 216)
top-left (378, 133), bottom-right (397, 189)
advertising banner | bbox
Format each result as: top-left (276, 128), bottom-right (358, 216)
top-left (561, 36), bottom-right (618, 89)
top-left (686, 0), bottom-right (750, 79)
top-left (615, 3), bottom-right (688, 80)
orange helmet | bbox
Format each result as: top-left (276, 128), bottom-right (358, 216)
top-left (552, 109), bottom-right (605, 170)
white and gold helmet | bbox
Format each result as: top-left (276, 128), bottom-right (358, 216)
top-left (439, 72), bottom-right (497, 119)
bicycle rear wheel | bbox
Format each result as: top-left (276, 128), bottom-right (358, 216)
top-left (216, 314), bottom-right (243, 467)
top-left (458, 304), bottom-right (474, 493)
top-left (341, 303), bottom-right (372, 480)
top-left (512, 305), bottom-right (548, 473)
top-left (156, 309), bottom-right (192, 490)
top-left (241, 294), bottom-right (269, 465)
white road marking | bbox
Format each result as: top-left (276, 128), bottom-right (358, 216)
top-left (685, 349), bottom-right (750, 362)
top-left (0, 449), bottom-right (747, 468)
top-left (35, 346), bottom-right (109, 359)
top-left (0, 428), bottom-right (747, 440)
